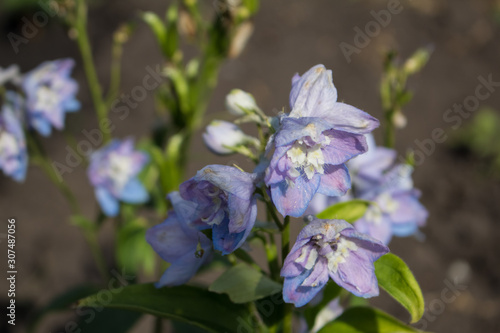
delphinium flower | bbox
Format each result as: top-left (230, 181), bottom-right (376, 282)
top-left (146, 192), bottom-right (213, 287)
top-left (353, 165), bottom-right (428, 244)
top-left (265, 65), bottom-right (379, 217)
top-left (202, 120), bottom-right (259, 155)
top-left (281, 218), bottom-right (388, 307)
top-left (349, 135), bottom-right (428, 244)
top-left (179, 165), bottom-right (257, 255)
top-left (0, 96), bottom-right (27, 182)
top-left (22, 59), bottom-right (80, 136)
top-left (87, 139), bottom-right (149, 216)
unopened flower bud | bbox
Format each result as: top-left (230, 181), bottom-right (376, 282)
top-left (203, 120), bottom-right (249, 154)
top-left (226, 89), bottom-right (259, 116)
top-left (393, 111), bottom-right (407, 129)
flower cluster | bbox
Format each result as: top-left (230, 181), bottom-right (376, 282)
top-left (0, 59), bottom-right (80, 182)
top-left (307, 135), bottom-right (428, 244)
top-left (147, 64), bottom-right (426, 312)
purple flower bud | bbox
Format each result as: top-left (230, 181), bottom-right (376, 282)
top-left (146, 194), bottom-right (213, 287)
top-left (0, 95), bottom-right (27, 182)
top-left (265, 65), bottom-right (379, 217)
top-left (202, 120), bottom-right (254, 155)
top-left (22, 59), bottom-right (80, 136)
top-left (281, 218), bottom-right (389, 307)
top-left (179, 165), bottom-right (257, 254)
top-left (88, 138), bottom-right (148, 216)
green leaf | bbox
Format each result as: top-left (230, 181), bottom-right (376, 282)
top-left (116, 218), bottom-right (156, 275)
top-left (304, 282), bottom-right (342, 329)
top-left (375, 254), bottom-right (425, 323)
top-left (79, 308), bottom-right (142, 333)
top-left (28, 284), bottom-right (101, 332)
top-left (209, 263), bottom-right (282, 303)
top-left (318, 306), bottom-right (424, 333)
top-left (78, 283), bottom-right (255, 333)
top-left (165, 4), bottom-right (179, 59)
top-left (316, 200), bottom-right (371, 223)
top-left (142, 12), bottom-right (168, 57)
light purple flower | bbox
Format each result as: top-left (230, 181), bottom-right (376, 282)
top-left (349, 135), bottom-right (428, 244)
top-left (265, 65), bottom-right (379, 217)
top-left (146, 192), bottom-right (213, 287)
top-left (179, 165), bottom-right (257, 255)
top-left (281, 218), bottom-right (388, 307)
top-left (88, 138), bottom-right (148, 216)
top-left (22, 59), bottom-right (80, 136)
top-left (202, 120), bottom-right (256, 155)
top-left (0, 95), bottom-right (27, 182)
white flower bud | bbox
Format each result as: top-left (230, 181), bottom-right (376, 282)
top-left (225, 89), bottom-right (259, 116)
top-left (202, 120), bottom-right (249, 155)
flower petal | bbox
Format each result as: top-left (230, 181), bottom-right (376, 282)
top-left (289, 65), bottom-right (337, 117)
top-left (320, 103), bottom-right (379, 134)
top-left (95, 187), bottom-right (119, 216)
top-left (283, 269), bottom-right (326, 308)
top-left (317, 164), bottom-right (350, 197)
top-left (270, 174), bottom-right (320, 217)
top-left (321, 130), bottom-right (368, 165)
top-left (119, 178), bottom-right (149, 203)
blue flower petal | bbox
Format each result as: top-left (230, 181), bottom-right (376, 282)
top-left (119, 178), bottom-right (148, 203)
top-left (95, 187), bottom-right (119, 216)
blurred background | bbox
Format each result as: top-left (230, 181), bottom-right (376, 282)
top-left (1, 0), bottom-right (500, 332)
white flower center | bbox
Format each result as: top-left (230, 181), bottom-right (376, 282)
top-left (365, 193), bottom-right (399, 225)
top-left (106, 152), bottom-right (135, 191)
top-left (0, 131), bottom-right (20, 159)
top-left (287, 138), bottom-right (328, 180)
top-left (325, 236), bottom-right (358, 273)
top-left (35, 86), bottom-right (59, 111)
top-left (365, 205), bottom-right (383, 225)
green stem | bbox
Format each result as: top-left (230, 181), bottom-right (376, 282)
top-left (83, 229), bottom-right (110, 282)
top-left (384, 110), bottom-right (396, 148)
top-left (75, 0), bottom-right (111, 142)
top-left (27, 133), bottom-right (110, 282)
top-left (281, 216), bottom-right (290, 266)
top-left (27, 133), bottom-right (80, 214)
top-left (266, 234), bottom-right (280, 281)
top-left (282, 303), bottom-right (293, 333)
top-left (259, 188), bottom-right (284, 231)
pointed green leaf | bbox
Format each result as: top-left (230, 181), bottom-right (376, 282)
top-left (141, 12), bottom-right (168, 57)
top-left (209, 263), bottom-right (282, 303)
top-left (318, 306), bottom-right (425, 333)
top-left (78, 283), bottom-right (255, 333)
top-left (375, 254), bottom-right (425, 323)
top-left (79, 308), bottom-right (142, 333)
top-left (316, 200), bottom-right (371, 223)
